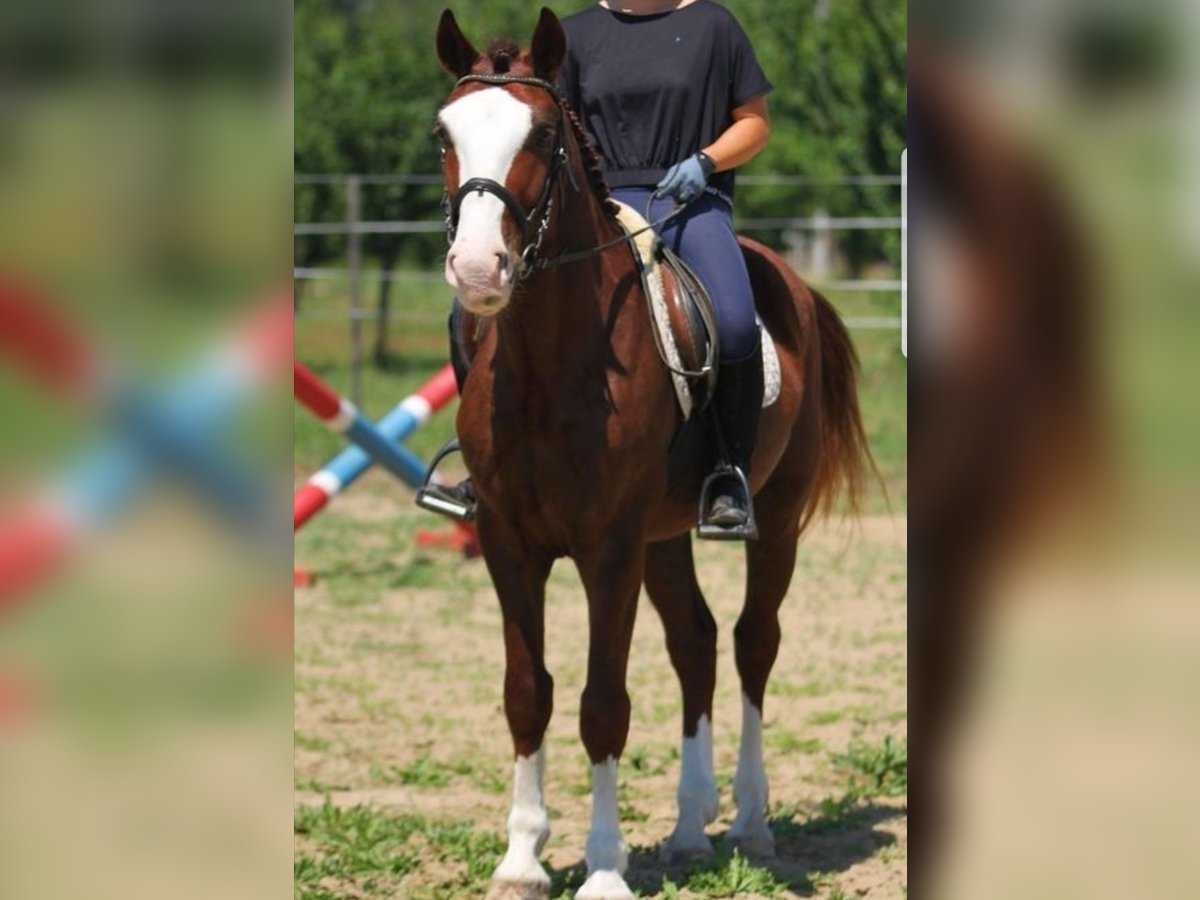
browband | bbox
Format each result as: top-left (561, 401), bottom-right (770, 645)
top-left (455, 73), bottom-right (561, 96)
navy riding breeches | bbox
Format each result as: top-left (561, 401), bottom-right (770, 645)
top-left (611, 186), bottom-right (760, 364)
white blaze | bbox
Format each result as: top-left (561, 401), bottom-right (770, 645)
top-left (438, 87), bottom-right (533, 253)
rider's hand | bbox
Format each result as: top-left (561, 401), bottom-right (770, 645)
top-left (655, 152), bottom-right (717, 204)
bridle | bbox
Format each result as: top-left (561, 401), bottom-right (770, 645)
top-left (440, 72), bottom-right (688, 277)
top-left (441, 73), bottom-right (568, 276)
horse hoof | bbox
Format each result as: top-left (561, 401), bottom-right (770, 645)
top-left (485, 879), bottom-right (552, 900)
top-left (724, 821), bottom-right (776, 859)
top-left (660, 831), bottom-right (715, 865)
top-left (575, 870), bottom-right (636, 900)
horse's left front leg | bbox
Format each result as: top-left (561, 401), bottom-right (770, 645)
top-left (573, 530), bottom-right (645, 900)
top-left (478, 508), bottom-right (557, 900)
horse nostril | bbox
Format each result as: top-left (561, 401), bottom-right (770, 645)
top-left (496, 252), bottom-right (510, 274)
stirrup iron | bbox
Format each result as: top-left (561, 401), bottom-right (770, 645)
top-left (696, 464), bottom-right (758, 541)
top-left (414, 438), bottom-right (476, 522)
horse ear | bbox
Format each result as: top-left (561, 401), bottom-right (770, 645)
top-left (530, 7), bottom-right (567, 82)
top-left (437, 9), bottom-right (480, 79)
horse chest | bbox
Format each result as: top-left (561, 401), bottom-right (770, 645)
top-left (459, 378), bottom-right (661, 541)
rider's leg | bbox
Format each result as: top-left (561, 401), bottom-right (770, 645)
top-left (415, 301), bottom-right (476, 520)
top-left (648, 190), bottom-right (764, 537)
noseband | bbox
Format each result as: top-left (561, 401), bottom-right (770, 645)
top-left (441, 73), bottom-right (567, 275)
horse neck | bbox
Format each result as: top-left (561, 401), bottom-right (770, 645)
top-left (494, 152), bottom-right (626, 381)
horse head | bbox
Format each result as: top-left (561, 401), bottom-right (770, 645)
top-left (435, 8), bottom-right (568, 315)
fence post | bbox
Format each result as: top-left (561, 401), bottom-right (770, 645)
top-left (811, 208), bottom-right (834, 279)
top-left (346, 174), bottom-right (363, 405)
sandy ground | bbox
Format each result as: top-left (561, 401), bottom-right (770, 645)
top-left (295, 479), bottom-right (906, 898)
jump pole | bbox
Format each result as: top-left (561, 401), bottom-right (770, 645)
top-left (0, 290), bottom-right (292, 610)
top-left (293, 364), bottom-right (458, 530)
top-left (294, 362), bottom-right (431, 489)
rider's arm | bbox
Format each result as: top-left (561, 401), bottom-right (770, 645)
top-left (700, 97), bottom-right (772, 173)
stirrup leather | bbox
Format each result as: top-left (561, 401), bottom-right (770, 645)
top-left (414, 438), bottom-right (476, 522)
top-left (696, 464), bottom-right (758, 541)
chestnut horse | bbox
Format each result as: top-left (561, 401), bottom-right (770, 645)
top-left (434, 9), bottom-right (871, 900)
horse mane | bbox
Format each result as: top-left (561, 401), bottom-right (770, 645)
top-left (555, 97), bottom-right (619, 219)
top-left (471, 41), bottom-right (617, 219)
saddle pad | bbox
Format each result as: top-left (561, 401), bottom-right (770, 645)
top-left (611, 200), bottom-right (781, 420)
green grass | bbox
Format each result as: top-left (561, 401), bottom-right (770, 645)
top-left (833, 734), bottom-right (908, 798)
top-left (670, 850), bottom-right (788, 898)
top-left (810, 871), bottom-right (851, 900)
top-left (294, 801), bottom-right (423, 896)
top-left (770, 794), bottom-right (867, 839)
top-left (295, 800), bottom-right (505, 899)
top-left (851, 328), bottom-right (906, 512)
top-left (375, 754), bottom-right (474, 788)
top-left (626, 743), bottom-right (674, 777)
top-left (770, 678), bottom-right (841, 699)
top-left (295, 732), bottom-right (332, 753)
top-left (806, 709), bottom-right (845, 727)
top-left (767, 730), bottom-right (823, 754)
top-left (295, 777), bottom-right (352, 794)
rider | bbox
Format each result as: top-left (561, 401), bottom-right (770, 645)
top-left (420, 0), bottom-right (773, 539)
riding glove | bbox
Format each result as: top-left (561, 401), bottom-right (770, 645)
top-left (655, 152), bottom-right (717, 204)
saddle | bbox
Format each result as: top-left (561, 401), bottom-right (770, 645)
top-left (609, 201), bottom-right (781, 421)
top-left (610, 201), bottom-right (719, 417)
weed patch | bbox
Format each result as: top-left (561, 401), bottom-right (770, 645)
top-left (369, 754), bottom-right (473, 788)
top-left (294, 800), bottom-right (504, 899)
top-left (676, 850), bottom-right (787, 898)
top-left (833, 735), bottom-right (907, 798)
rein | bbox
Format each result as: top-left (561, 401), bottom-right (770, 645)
top-left (442, 72), bottom-right (688, 276)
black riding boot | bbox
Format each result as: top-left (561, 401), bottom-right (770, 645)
top-left (698, 342), bottom-right (763, 540)
top-left (414, 305), bottom-right (477, 522)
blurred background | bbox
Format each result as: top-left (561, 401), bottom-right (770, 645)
top-left (909, 0), bottom-right (1200, 897)
top-left (0, 0), bottom-right (291, 898)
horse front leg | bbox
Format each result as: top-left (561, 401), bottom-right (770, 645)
top-left (478, 508), bottom-right (557, 900)
top-left (643, 535), bottom-right (720, 863)
top-left (573, 530), bottom-right (645, 900)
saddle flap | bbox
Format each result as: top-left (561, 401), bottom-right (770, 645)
top-left (656, 244), bottom-right (720, 403)
top-left (610, 200), bottom-right (718, 419)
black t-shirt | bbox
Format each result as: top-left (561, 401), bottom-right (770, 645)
top-left (559, 1), bottom-right (773, 204)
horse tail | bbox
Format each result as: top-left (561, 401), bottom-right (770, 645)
top-left (799, 289), bottom-right (877, 531)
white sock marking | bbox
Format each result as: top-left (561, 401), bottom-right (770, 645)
top-left (669, 715), bottom-right (718, 852)
top-left (730, 693), bottom-right (772, 844)
top-left (584, 757), bottom-right (626, 873)
top-left (577, 757), bottom-right (634, 899)
top-left (492, 747), bottom-right (551, 886)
